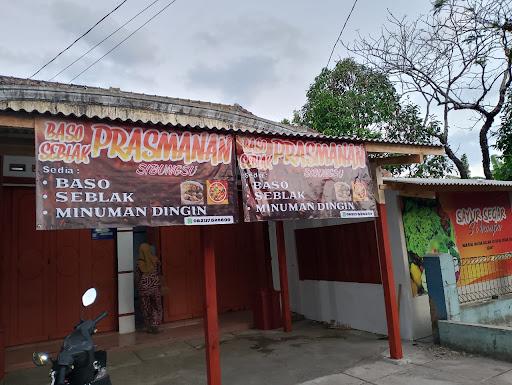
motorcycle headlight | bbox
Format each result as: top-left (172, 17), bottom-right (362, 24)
top-left (32, 352), bottom-right (50, 367)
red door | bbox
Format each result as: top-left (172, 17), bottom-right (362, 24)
top-left (159, 222), bottom-right (272, 323)
top-left (0, 187), bottom-right (117, 347)
top-left (1, 188), bottom-right (49, 345)
top-left (159, 226), bottom-right (204, 321)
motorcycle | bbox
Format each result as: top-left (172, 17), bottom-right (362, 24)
top-left (33, 288), bottom-right (112, 385)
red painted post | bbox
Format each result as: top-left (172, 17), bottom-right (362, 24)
top-left (276, 221), bottom-right (292, 332)
top-left (0, 157), bottom-right (4, 381)
top-left (0, 328), bottom-right (4, 382)
top-left (375, 203), bottom-right (403, 359)
top-left (202, 227), bottom-right (222, 385)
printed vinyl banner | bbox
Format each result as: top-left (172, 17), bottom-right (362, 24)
top-left (401, 197), bottom-right (455, 296)
top-left (402, 192), bottom-right (512, 295)
top-left (236, 135), bottom-right (377, 222)
top-left (439, 192), bottom-right (512, 259)
top-left (35, 118), bottom-right (237, 230)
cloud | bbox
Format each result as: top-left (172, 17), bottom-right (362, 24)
top-left (0, 45), bottom-right (50, 78)
top-left (0, 45), bottom-right (41, 64)
top-left (48, 0), bottom-right (161, 79)
top-left (50, 1), bottom-right (95, 32)
top-left (185, 13), bottom-right (308, 105)
top-left (186, 55), bottom-right (279, 104)
top-left (68, 52), bottom-right (158, 90)
top-left (194, 13), bottom-right (307, 61)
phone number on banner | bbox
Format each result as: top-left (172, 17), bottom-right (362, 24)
top-left (185, 216), bottom-right (235, 225)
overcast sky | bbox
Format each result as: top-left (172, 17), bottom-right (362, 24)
top-left (0, 0), bottom-right (496, 176)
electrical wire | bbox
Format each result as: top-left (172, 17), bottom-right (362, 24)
top-left (69, 0), bottom-right (179, 83)
top-left (28, 0), bottom-right (129, 79)
top-left (48, 0), bottom-right (161, 81)
top-left (326, 0), bottom-right (359, 69)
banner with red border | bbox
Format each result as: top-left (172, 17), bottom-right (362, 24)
top-left (35, 118), bottom-right (237, 229)
top-left (236, 135), bottom-right (377, 222)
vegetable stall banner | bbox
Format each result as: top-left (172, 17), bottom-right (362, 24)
top-left (402, 192), bottom-right (512, 296)
top-left (35, 118), bottom-right (237, 230)
top-left (440, 192), bottom-right (512, 287)
top-left (236, 135), bottom-right (377, 222)
top-left (439, 192), bottom-right (512, 259)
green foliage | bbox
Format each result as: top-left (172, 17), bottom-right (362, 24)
top-left (296, 59), bottom-right (398, 139)
top-left (291, 110), bottom-right (301, 125)
top-left (292, 58), bottom-right (452, 177)
top-left (384, 103), bottom-right (453, 177)
top-left (492, 155), bottom-right (512, 180)
top-left (493, 91), bottom-right (512, 180)
top-left (461, 154), bottom-right (471, 178)
top-left (386, 103), bottom-right (438, 142)
top-left (395, 156), bottom-right (453, 178)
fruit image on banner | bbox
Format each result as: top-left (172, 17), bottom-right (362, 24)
top-left (401, 198), bottom-right (460, 296)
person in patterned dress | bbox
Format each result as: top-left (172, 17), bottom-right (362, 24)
top-left (136, 243), bottom-right (163, 333)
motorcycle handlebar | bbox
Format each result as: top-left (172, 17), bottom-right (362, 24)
top-left (93, 311), bottom-right (108, 325)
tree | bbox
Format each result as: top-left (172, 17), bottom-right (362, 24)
top-left (385, 103), bottom-right (453, 177)
top-left (461, 154), bottom-right (471, 178)
top-left (292, 58), bottom-right (452, 177)
top-left (296, 58), bottom-right (398, 138)
top-left (351, 0), bottom-right (512, 179)
top-left (491, 155), bottom-right (512, 180)
top-left (493, 91), bottom-right (512, 180)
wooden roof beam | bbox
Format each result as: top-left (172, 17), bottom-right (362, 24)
top-left (0, 112), bottom-right (35, 129)
top-left (365, 142), bottom-right (444, 156)
top-left (372, 154), bottom-right (424, 167)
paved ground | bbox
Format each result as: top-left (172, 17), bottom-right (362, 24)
top-left (4, 320), bottom-right (512, 385)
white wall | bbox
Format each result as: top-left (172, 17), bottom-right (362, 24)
top-left (297, 280), bottom-right (388, 334)
top-left (269, 218), bottom-right (388, 335)
top-left (268, 193), bottom-right (435, 339)
top-left (117, 227), bottom-right (136, 334)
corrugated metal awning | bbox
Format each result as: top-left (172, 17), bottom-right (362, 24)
top-left (0, 75), bottom-right (444, 154)
top-left (383, 177), bottom-right (512, 192)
